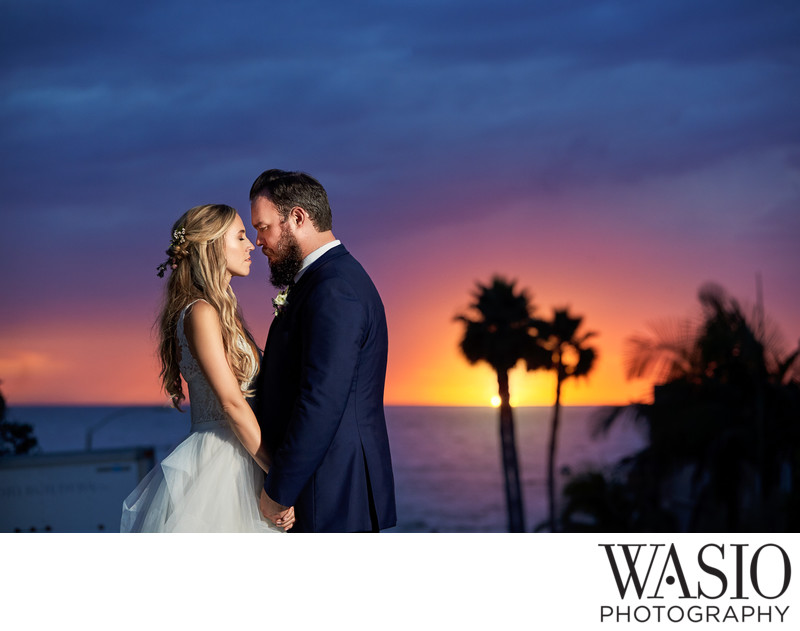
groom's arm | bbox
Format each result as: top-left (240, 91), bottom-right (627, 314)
top-left (264, 275), bottom-right (364, 506)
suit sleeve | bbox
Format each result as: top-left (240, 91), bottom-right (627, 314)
top-left (264, 275), bottom-right (364, 506)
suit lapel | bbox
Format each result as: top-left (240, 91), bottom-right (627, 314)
top-left (292, 243), bottom-right (348, 294)
top-left (262, 244), bottom-right (349, 352)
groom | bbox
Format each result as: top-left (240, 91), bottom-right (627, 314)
top-left (250, 169), bottom-right (397, 532)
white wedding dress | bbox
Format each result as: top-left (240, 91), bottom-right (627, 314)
top-left (121, 301), bottom-right (281, 532)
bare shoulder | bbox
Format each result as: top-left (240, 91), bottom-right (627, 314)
top-left (183, 300), bottom-right (220, 338)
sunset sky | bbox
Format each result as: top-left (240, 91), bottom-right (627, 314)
top-left (1, 1), bottom-right (798, 407)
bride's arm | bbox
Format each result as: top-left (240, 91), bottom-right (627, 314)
top-left (183, 301), bottom-right (271, 473)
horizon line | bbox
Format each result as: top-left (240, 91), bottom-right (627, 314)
top-left (5, 401), bottom-right (632, 409)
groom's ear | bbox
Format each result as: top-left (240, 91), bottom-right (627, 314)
top-left (288, 206), bottom-right (309, 228)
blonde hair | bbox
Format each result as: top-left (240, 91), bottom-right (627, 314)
top-left (157, 204), bottom-right (258, 409)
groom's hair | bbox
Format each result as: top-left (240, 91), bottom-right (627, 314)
top-left (249, 169), bottom-right (333, 232)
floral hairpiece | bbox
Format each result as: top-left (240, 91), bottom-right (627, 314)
top-left (156, 227), bottom-right (187, 277)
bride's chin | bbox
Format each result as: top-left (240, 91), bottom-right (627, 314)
top-left (228, 265), bottom-right (252, 278)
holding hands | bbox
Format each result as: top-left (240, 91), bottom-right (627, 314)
top-left (260, 489), bottom-right (296, 531)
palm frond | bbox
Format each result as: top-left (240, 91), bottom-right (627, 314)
top-left (624, 318), bottom-right (696, 382)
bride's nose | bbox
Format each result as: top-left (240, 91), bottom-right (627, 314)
top-left (246, 239), bottom-right (254, 251)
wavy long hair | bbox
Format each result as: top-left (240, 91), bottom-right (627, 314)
top-left (156, 204), bottom-right (258, 409)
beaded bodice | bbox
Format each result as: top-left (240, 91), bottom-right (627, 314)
top-left (177, 300), bottom-right (257, 430)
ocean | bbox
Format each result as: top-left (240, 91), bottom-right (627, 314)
top-left (3, 405), bottom-right (646, 532)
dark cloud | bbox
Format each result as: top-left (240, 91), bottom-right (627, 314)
top-left (396, 0), bottom-right (800, 67)
top-left (3, 2), bottom-right (797, 206)
top-left (1, 0), bottom-right (798, 312)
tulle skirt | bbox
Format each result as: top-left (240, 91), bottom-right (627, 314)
top-left (121, 424), bottom-right (282, 533)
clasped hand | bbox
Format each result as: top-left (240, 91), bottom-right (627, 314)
top-left (260, 488), bottom-right (296, 531)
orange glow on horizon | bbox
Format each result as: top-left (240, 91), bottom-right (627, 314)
top-left (0, 316), bottom-right (164, 406)
top-left (4, 208), bottom-right (784, 409)
top-left (0, 251), bottom-right (662, 408)
top-left (0, 313), bottom-right (654, 407)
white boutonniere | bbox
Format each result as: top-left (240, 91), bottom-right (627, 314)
top-left (272, 288), bottom-right (290, 317)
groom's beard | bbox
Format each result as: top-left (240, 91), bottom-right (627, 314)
top-left (268, 227), bottom-right (304, 288)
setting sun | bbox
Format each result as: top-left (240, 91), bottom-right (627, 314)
top-left (490, 396), bottom-right (501, 407)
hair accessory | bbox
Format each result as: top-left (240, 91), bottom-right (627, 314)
top-left (156, 227), bottom-right (187, 277)
top-left (171, 227), bottom-right (186, 247)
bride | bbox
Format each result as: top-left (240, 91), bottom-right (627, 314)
top-left (121, 204), bottom-right (293, 532)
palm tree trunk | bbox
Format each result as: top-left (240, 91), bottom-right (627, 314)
top-left (497, 369), bottom-right (525, 532)
top-left (547, 363), bottom-right (563, 532)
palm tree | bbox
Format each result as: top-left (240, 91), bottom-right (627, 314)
top-left (535, 308), bottom-right (597, 532)
top-left (597, 283), bottom-right (800, 531)
top-left (456, 277), bottom-right (544, 532)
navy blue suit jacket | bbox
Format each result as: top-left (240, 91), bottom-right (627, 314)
top-left (255, 244), bottom-right (396, 532)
